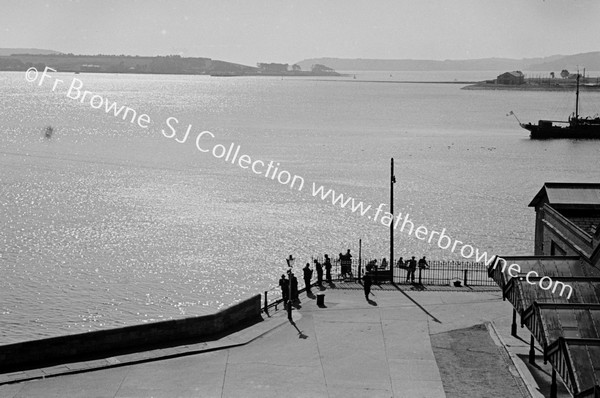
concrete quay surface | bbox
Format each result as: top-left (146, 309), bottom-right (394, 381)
top-left (0, 283), bottom-right (565, 397)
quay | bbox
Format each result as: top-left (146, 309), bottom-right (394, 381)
top-left (0, 282), bottom-right (564, 397)
top-left (2, 181), bottom-right (599, 397)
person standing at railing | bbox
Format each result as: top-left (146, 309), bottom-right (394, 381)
top-left (303, 263), bottom-right (313, 294)
top-left (279, 274), bottom-right (289, 305)
top-left (314, 259), bottom-right (323, 287)
top-left (381, 258), bottom-right (388, 269)
top-left (397, 257), bottom-right (405, 268)
top-left (418, 256), bottom-right (429, 269)
top-left (406, 256), bottom-right (417, 283)
top-left (324, 254), bottom-right (332, 284)
top-left (290, 272), bottom-right (299, 303)
top-left (340, 249), bottom-right (352, 279)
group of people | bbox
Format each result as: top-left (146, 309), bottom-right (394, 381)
top-left (338, 249), bottom-right (353, 279)
top-left (278, 252), bottom-right (430, 305)
top-left (278, 253), bottom-right (338, 306)
top-left (396, 256), bottom-right (429, 283)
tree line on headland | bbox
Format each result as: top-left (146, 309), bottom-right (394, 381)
top-left (0, 50), bottom-right (340, 76)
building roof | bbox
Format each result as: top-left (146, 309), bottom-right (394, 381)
top-left (529, 182), bottom-right (600, 208)
top-left (489, 256), bottom-right (600, 396)
top-left (497, 71), bottom-right (524, 78)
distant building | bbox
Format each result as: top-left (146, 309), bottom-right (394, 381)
top-left (80, 64), bottom-right (101, 72)
top-left (496, 71), bottom-right (524, 85)
top-left (529, 182), bottom-right (600, 265)
top-left (257, 63), bottom-right (289, 73)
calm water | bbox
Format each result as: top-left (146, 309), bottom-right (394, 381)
top-left (1, 71), bottom-right (599, 343)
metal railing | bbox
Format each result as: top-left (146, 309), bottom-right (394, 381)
top-left (262, 257), bottom-right (496, 315)
top-left (308, 256), bottom-right (496, 287)
top-left (397, 260), bottom-right (497, 286)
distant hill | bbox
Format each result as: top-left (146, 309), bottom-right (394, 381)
top-left (296, 52), bottom-right (600, 72)
top-left (0, 53), bottom-right (339, 76)
top-left (0, 48), bottom-right (62, 56)
top-left (0, 53), bottom-right (255, 75)
top-left (527, 52), bottom-right (600, 71)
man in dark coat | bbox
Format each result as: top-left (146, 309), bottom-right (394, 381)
top-left (407, 256), bottom-right (417, 283)
top-left (279, 274), bottom-right (289, 304)
top-left (363, 273), bottom-right (372, 300)
top-left (303, 263), bottom-right (313, 294)
top-left (290, 273), bottom-right (299, 302)
top-left (324, 254), bottom-right (332, 283)
top-left (314, 259), bottom-right (323, 287)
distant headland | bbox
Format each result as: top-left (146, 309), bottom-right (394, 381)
top-left (295, 51), bottom-right (600, 71)
top-left (0, 49), bottom-right (340, 77)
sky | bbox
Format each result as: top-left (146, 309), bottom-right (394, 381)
top-left (1, 0), bottom-right (599, 66)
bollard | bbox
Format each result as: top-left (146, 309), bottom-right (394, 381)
top-left (316, 293), bottom-right (325, 307)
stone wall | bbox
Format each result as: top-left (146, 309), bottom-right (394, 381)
top-left (0, 294), bottom-right (262, 373)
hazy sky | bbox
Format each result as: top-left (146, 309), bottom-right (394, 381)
top-left (1, 0), bottom-right (599, 65)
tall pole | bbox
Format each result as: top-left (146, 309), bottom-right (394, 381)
top-left (390, 158), bottom-right (396, 282)
top-left (359, 238), bottom-right (362, 279)
top-left (575, 73), bottom-right (580, 121)
top-left (286, 255), bottom-right (294, 321)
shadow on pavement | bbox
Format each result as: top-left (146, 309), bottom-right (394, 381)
top-left (391, 283), bottom-right (442, 323)
top-left (290, 321), bottom-right (309, 339)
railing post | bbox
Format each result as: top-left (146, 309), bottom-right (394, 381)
top-left (550, 367), bottom-right (557, 398)
top-left (529, 334), bottom-right (535, 365)
top-left (264, 291), bottom-right (269, 317)
top-left (511, 308), bottom-right (517, 337)
top-left (463, 269), bottom-right (468, 286)
top-left (418, 268), bottom-right (422, 285)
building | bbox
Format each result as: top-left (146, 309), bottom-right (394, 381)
top-left (529, 182), bottom-right (600, 266)
top-left (489, 182), bottom-right (600, 398)
top-left (496, 71), bottom-right (525, 85)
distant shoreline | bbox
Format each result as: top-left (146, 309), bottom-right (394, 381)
top-left (462, 82), bottom-right (600, 91)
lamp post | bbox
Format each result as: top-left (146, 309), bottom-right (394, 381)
top-left (390, 158), bottom-right (396, 282)
top-left (286, 254), bottom-right (295, 320)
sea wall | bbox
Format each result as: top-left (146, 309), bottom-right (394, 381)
top-left (0, 294), bottom-right (262, 373)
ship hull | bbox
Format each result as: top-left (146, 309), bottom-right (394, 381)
top-left (521, 122), bottom-right (600, 139)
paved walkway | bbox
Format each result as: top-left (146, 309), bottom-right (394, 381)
top-left (0, 284), bottom-right (561, 397)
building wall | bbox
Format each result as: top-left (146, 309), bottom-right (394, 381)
top-left (534, 204), bottom-right (599, 266)
top-left (497, 72), bottom-right (524, 85)
top-left (540, 223), bottom-right (579, 257)
top-left (568, 217), bottom-right (600, 234)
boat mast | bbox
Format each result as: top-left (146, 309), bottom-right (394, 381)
top-left (575, 73), bottom-right (580, 120)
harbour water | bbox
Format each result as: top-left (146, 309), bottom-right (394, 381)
top-left (1, 70), bottom-right (599, 343)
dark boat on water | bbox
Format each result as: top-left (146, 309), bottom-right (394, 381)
top-left (520, 74), bottom-right (600, 139)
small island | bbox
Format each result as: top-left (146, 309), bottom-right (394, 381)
top-left (463, 70), bottom-right (600, 91)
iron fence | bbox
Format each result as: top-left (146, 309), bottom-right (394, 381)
top-left (261, 257), bottom-right (496, 315)
top-left (310, 256), bottom-right (496, 286)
